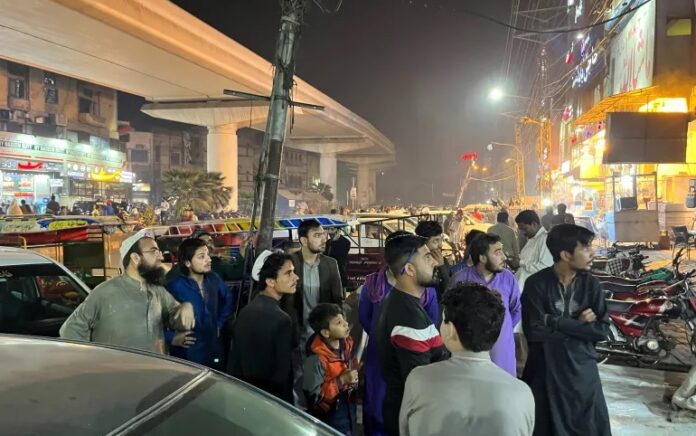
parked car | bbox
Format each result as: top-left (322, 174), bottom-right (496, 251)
top-left (0, 334), bottom-right (339, 435)
top-left (0, 247), bottom-right (89, 336)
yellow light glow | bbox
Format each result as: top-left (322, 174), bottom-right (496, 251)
top-left (638, 98), bottom-right (688, 113)
top-left (596, 138), bottom-right (606, 153)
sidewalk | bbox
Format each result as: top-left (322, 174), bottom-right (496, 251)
top-left (602, 364), bottom-right (696, 435)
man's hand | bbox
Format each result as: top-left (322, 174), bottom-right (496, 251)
top-left (579, 308), bottom-right (597, 323)
top-left (172, 331), bottom-right (196, 348)
top-left (430, 248), bottom-right (445, 267)
top-left (339, 369), bottom-right (359, 385)
top-left (177, 302), bottom-right (196, 330)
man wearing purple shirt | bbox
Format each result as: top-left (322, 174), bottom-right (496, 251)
top-left (447, 233), bottom-right (521, 376)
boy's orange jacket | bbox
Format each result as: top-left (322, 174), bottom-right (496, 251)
top-left (303, 334), bottom-right (357, 413)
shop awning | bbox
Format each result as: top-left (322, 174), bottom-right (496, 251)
top-left (574, 87), bottom-right (660, 126)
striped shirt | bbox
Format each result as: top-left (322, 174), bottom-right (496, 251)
top-left (376, 288), bottom-right (449, 436)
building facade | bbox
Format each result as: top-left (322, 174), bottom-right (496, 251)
top-left (541, 0), bottom-right (696, 223)
top-left (121, 123), bottom-right (207, 204)
top-left (0, 59), bottom-right (131, 212)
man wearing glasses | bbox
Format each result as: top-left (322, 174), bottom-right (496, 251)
top-left (60, 229), bottom-right (195, 354)
top-left (280, 219), bottom-right (343, 408)
top-left (375, 234), bottom-right (449, 436)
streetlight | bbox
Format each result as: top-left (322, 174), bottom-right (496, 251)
top-left (489, 87), bottom-right (504, 101)
top-left (487, 142), bottom-right (525, 198)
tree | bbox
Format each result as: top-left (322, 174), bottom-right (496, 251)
top-left (161, 169), bottom-right (232, 215)
top-left (310, 182), bottom-right (334, 202)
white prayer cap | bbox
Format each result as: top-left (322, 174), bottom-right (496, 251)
top-left (120, 228), bottom-right (156, 270)
top-left (251, 250), bottom-right (274, 282)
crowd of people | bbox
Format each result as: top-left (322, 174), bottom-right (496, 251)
top-left (57, 206), bottom-right (612, 436)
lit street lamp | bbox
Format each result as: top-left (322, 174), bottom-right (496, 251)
top-left (488, 142), bottom-right (525, 198)
top-left (488, 87), bottom-right (532, 102)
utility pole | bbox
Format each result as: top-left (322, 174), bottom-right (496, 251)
top-left (256, 0), bottom-right (307, 252)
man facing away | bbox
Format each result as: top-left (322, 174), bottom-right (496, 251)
top-left (488, 211), bottom-right (521, 270)
top-left (447, 233), bottom-right (521, 376)
top-left (375, 234), bottom-right (449, 436)
top-left (165, 238), bottom-right (233, 368)
top-left (60, 230), bottom-right (195, 353)
top-left (522, 224), bottom-right (611, 436)
top-left (552, 203), bottom-right (575, 227)
top-left (400, 282), bottom-right (534, 436)
top-left (325, 225), bottom-right (352, 294)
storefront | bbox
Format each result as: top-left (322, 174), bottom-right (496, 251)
top-left (0, 131), bottom-right (133, 211)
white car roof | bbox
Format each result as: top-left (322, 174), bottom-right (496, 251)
top-left (0, 247), bottom-right (54, 266)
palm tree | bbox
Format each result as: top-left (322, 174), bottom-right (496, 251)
top-left (161, 169), bottom-right (232, 215)
top-left (310, 182), bottom-right (334, 202)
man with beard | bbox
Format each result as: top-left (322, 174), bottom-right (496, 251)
top-left (514, 210), bottom-right (553, 374)
top-left (60, 229), bottom-right (195, 354)
top-left (522, 224), bottom-right (610, 436)
top-left (166, 238), bottom-right (233, 368)
top-left (375, 234), bottom-right (449, 436)
top-left (281, 219), bottom-right (343, 407)
top-left (446, 234), bottom-right (521, 376)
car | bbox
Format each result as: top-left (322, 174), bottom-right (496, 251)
top-left (0, 334), bottom-right (340, 435)
top-left (0, 246), bottom-right (89, 336)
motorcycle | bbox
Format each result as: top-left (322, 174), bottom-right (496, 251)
top-left (595, 248), bottom-right (685, 301)
top-left (592, 243), bottom-right (649, 279)
top-left (596, 268), bottom-right (696, 366)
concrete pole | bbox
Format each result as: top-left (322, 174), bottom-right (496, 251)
top-left (257, 1), bottom-right (305, 252)
top-left (207, 124), bottom-right (238, 211)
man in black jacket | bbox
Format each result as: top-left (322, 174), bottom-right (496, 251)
top-left (522, 224), bottom-right (610, 436)
top-left (281, 219), bottom-right (343, 407)
top-left (376, 233), bottom-right (449, 436)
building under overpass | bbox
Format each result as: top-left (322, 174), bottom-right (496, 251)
top-left (0, 0), bottom-right (395, 209)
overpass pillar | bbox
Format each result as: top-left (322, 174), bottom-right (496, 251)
top-left (357, 165), bottom-right (371, 209)
top-left (207, 124), bottom-right (238, 211)
top-left (319, 153), bottom-right (338, 195)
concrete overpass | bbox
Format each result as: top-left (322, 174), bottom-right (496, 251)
top-left (0, 0), bottom-right (395, 209)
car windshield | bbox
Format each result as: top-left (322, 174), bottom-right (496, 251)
top-left (129, 373), bottom-right (338, 436)
top-left (0, 263), bottom-right (87, 333)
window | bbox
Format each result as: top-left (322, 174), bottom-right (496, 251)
top-left (130, 150), bottom-right (149, 163)
top-left (44, 72), bottom-right (58, 104)
top-left (128, 374), bottom-right (335, 435)
top-left (171, 152), bottom-right (181, 166)
top-left (667, 18), bottom-right (692, 37)
top-left (155, 145), bottom-right (161, 163)
top-left (78, 84), bottom-right (101, 116)
top-left (0, 263), bottom-right (87, 336)
top-left (7, 62), bottom-right (28, 99)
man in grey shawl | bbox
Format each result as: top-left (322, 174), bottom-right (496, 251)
top-left (60, 229), bottom-right (195, 353)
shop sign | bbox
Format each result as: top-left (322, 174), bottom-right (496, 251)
top-left (90, 168), bottom-right (121, 182)
top-left (120, 171), bottom-right (135, 184)
top-left (47, 220), bottom-right (88, 231)
top-left (0, 131), bottom-right (125, 166)
top-left (18, 161), bottom-right (43, 170)
top-left (133, 182), bottom-right (151, 192)
top-left (49, 178), bottom-right (64, 188)
top-left (1, 220), bottom-right (40, 233)
top-left (0, 159), bottom-right (61, 172)
top-left (610, 0), bottom-right (655, 94)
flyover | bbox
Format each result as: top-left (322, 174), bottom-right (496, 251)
top-left (0, 0), bottom-right (395, 209)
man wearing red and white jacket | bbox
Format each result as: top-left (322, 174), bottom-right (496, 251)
top-left (376, 234), bottom-right (449, 436)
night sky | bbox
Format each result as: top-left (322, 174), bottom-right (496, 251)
top-left (124, 0), bottom-right (521, 205)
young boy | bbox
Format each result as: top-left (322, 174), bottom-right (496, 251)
top-left (303, 303), bottom-right (358, 435)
